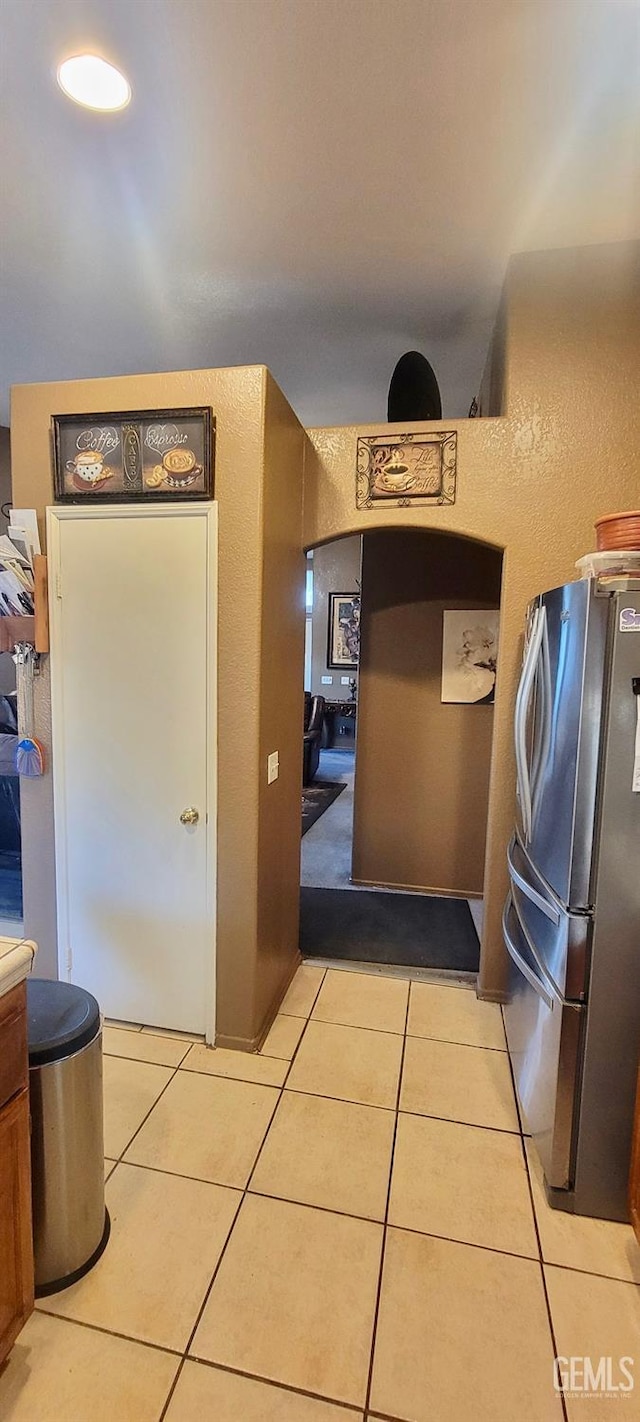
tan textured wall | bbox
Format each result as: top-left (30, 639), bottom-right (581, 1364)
top-left (353, 530), bottom-right (501, 895)
top-left (478, 292), bottom-right (507, 417)
top-left (11, 365), bottom-right (306, 1046)
top-left (303, 240), bottom-right (640, 1000)
top-left (253, 372), bottom-right (306, 1043)
top-left (310, 535), bottom-right (361, 697)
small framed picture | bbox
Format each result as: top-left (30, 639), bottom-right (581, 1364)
top-left (328, 592), bottom-right (360, 669)
top-left (52, 407), bottom-right (215, 503)
top-left (441, 609), bottom-right (500, 704)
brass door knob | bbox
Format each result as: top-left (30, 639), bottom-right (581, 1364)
top-left (180, 807), bottom-right (199, 826)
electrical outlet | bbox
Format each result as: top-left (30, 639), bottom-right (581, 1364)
top-left (267, 751), bottom-right (279, 784)
top-left (341, 676), bottom-right (351, 685)
top-left (321, 675), bottom-right (333, 685)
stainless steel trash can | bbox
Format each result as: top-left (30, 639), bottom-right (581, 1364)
top-left (27, 979), bottom-right (110, 1296)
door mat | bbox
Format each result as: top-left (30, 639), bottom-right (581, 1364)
top-left (302, 782), bottom-right (346, 837)
top-left (300, 886), bottom-right (479, 971)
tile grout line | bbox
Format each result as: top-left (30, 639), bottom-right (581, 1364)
top-left (36, 1306), bottom-right (365, 1419)
top-left (106, 1024), bottom-right (509, 1078)
top-left (366, 1410), bottom-right (416, 1422)
top-left (66, 1014), bottom-right (267, 1333)
top-left (167, 1356), bottom-right (365, 1417)
top-left (397, 1103), bottom-right (519, 1135)
top-left (279, 1010), bottom-right (508, 1048)
top-left (38, 1038), bottom-right (201, 1328)
top-left (367, 1411), bottom-right (419, 1422)
top-left (501, 1005), bottom-right (569, 1422)
top-left (98, 1148), bottom-right (640, 1285)
top-left (283, 1085), bottom-right (522, 1134)
top-left (241, 972), bottom-right (329, 1189)
top-left (156, 968), bottom-right (329, 1422)
top-left (105, 1045), bottom-right (192, 1169)
top-left (101, 1149), bottom-right (640, 1284)
top-left (521, 1255), bottom-right (640, 1289)
top-left (34, 1306), bottom-right (184, 1359)
top-left (362, 979), bottom-right (412, 1417)
top-left (304, 956), bottom-right (478, 987)
top-left (36, 1033), bottom-right (196, 1256)
top-left (103, 1044), bottom-right (193, 1069)
top-left (103, 1057), bottom-right (523, 1135)
top-left (107, 1154), bottom-right (244, 1196)
top-left (282, 1016), bottom-right (406, 1041)
top-left (152, 1061), bottom-right (287, 1086)
top-left (73, 1148), bottom-right (640, 1289)
top-left (311, 1019), bottom-right (507, 1049)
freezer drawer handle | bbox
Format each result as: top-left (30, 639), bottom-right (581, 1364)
top-left (502, 897), bottom-right (555, 1012)
top-left (509, 886), bottom-right (566, 1004)
top-left (507, 834), bottom-right (561, 925)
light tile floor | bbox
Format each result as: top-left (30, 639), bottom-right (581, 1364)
top-left (2, 966), bottom-right (640, 1420)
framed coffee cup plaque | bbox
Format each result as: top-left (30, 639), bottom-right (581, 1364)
top-left (52, 407), bottom-right (215, 503)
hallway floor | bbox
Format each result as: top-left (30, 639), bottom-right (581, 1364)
top-left (300, 749), bottom-right (357, 891)
top-left (3, 966), bottom-right (640, 1420)
top-left (301, 750), bottom-right (483, 969)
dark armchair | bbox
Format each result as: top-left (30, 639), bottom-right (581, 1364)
top-left (303, 692), bottom-right (325, 785)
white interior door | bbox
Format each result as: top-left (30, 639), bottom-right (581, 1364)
top-left (48, 504), bottom-right (216, 1037)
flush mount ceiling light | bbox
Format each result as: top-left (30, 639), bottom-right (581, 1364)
top-left (57, 54), bottom-right (131, 112)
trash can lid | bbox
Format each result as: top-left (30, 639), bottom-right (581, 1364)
top-left (27, 979), bottom-right (101, 1066)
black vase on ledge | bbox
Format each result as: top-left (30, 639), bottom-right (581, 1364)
top-left (387, 351), bottom-right (442, 423)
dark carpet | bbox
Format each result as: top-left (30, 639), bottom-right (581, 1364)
top-left (302, 782), bottom-right (346, 837)
top-left (300, 887), bottom-right (479, 971)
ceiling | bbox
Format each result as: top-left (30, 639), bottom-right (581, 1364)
top-left (1, 0), bottom-right (639, 428)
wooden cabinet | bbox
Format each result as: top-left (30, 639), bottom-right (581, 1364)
top-left (0, 982), bottom-right (34, 1364)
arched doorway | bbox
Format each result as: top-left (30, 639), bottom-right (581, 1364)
top-left (300, 526), bottom-right (504, 978)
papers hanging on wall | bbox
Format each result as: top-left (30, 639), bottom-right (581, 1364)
top-left (0, 513), bottom-right (38, 616)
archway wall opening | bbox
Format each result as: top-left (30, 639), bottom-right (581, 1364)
top-left (302, 420), bottom-right (532, 1003)
top-left (352, 527), bottom-right (502, 901)
top-left (302, 240), bottom-right (640, 999)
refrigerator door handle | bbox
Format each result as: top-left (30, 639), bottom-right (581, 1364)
top-left (503, 897), bottom-right (555, 1012)
top-left (507, 833), bottom-right (561, 925)
top-left (515, 605), bottom-right (546, 843)
top-left (531, 615), bottom-right (552, 826)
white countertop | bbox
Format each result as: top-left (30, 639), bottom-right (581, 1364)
top-left (0, 936), bottom-right (37, 999)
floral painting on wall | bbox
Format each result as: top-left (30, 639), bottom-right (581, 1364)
top-left (441, 610), bottom-right (500, 704)
top-left (327, 592), bottom-right (360, 669)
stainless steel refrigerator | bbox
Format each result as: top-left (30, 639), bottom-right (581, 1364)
top-left (503, 577), bottom-right (640, 1220)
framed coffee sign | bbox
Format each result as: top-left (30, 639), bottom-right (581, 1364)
top-left (52, 407), bottom-right (214, 503)
top-left (356, 430), bottom-right (457, 509)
